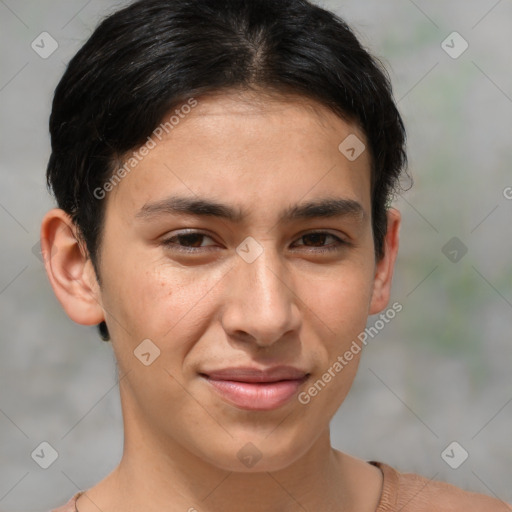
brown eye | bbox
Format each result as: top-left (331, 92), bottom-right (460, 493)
top-left (161, 231), bottom-right (217, 253)
top-left (292, 232), bottom-right (346, 253)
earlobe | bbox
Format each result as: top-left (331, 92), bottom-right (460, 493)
top-left (369, 208), bottom-right (401, 315)
top-left (40, 208), bottom-right (105, 326)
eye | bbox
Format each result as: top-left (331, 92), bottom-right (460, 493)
top-left (161, 231), bottom-right (218, 253)
top-left (161, 230), bottom-right (347, 255)
top-left (291, 231), bottom-right (347, 253)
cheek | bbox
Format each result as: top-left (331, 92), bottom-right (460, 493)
top-left (294, 268), bottom-right (372, 420)
top-left (100, 248), bottom-right (226, 344)
top-left (297, 260), bottom-right (375, 340)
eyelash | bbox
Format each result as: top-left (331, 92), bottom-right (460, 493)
top-left (161, 230), bottom-right (347, 254)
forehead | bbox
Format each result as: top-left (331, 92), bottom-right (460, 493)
top-left (107, 90), bottom-right (372, 221)
top-left (178, 89), bottom-right (359, 134)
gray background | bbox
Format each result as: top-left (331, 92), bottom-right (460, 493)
top-left (1, 0), bottom-right (511, 510)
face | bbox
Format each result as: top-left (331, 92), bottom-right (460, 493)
top-left (48, 90), bottom-right (399, 473)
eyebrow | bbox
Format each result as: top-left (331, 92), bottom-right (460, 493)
top-left (135, 195), bottom-right (365, 224)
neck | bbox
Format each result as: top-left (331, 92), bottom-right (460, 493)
top-left (79, 389), bottom-right (382, 512)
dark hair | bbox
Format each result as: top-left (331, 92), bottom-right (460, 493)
top-left (46, 0), bottom-right (407, 339)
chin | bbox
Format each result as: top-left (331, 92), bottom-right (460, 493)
top-left (196, 430), bottom-right (316, 473)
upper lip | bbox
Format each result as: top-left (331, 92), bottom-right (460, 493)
top-left (200, 366), bottom-right (309, 383)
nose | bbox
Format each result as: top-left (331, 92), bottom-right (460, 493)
top-left (220, 241), bottom-right (301, 348)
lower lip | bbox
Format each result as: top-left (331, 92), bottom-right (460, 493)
top-left (202, 376), bottom-right (308, 410)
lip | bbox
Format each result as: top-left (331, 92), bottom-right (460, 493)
top-left (200, 366), bottom-right (310, 411)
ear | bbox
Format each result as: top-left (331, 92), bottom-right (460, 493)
top-left (369, 208), bottom-right (401, 315)
top-left (40, 208), bottom-right (105, 326)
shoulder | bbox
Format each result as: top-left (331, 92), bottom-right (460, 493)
top-left (50, 491), bottom-right (84, 512)
top-left (371, 461), bottom-right (512, 512)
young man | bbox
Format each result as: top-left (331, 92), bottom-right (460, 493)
top-left (42, 0), bottom-right (511, 510)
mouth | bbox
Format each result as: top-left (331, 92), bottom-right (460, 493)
top-left (199, 366), bottom-right (310, 411)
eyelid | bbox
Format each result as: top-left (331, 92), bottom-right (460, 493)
top-left (161, 229), bottom-right (349, 253)
top-left (160, 229), bottom-right (218, 251)
top-left (290, 230), bottom-right (349, 252)
top-left (294, 228), bottom-right (348, 242)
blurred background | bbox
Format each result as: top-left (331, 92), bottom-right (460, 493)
top-left (1, 0), bottom-right (511, 510)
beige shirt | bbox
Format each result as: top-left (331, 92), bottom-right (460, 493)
top-left (51, 461), bottom-right (512, 511)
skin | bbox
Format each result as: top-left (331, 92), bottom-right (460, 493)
top-left (41, 89), bottom-right (401, 512)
